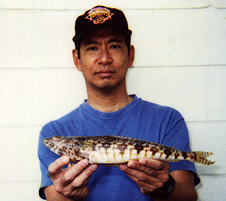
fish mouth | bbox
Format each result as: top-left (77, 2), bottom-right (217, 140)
top-left (43, 138), bottom-right (48, 145)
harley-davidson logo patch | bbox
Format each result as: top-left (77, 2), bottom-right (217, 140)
top-left (85, 7), bottom-right (114, 25)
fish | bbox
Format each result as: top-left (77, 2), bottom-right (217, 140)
top-left (43, 135), bottom-right (215, 166)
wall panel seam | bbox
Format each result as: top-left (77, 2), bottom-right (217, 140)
top-left (0, 5), bottom-right (226, 12)
top-left (0, 64), bottom-right (226, 70)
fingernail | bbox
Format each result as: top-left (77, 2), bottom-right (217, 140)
top-left (81, 160), bottom-right (89, 168)
top-left (119, 164), bottom-right (127, 171)
top-left (62, 156), bottom-right (69, 163)
top-left (128, 161), bottom-right (135, 168)
top-left (139, 159), bottom-right (146, 165)
top-left (90, 164), bottom-right (98, 171)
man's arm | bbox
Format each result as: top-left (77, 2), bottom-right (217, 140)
top-left (44, 156), bottom-right (98, 201)
top-left (166, 170), bottom-right (197, 201)
top-left (119, 158), bottom-right (197, 201)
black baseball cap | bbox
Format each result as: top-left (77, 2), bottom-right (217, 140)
top-left (72, 6), bottom-right (132, 44)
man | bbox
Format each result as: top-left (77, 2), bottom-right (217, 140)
top-left (38, 5), bottom-right (200, 201)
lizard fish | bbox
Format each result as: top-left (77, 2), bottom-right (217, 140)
top-left (43, 135), bottom-right (215, 165)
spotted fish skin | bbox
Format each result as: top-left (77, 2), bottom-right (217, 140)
top-left (43, 135), bottom-right (215, 165)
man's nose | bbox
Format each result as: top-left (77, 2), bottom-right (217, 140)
top-left (98, 47), bottom-right (113, 65)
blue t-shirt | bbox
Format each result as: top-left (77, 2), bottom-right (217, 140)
top-left (38, 95), bottom-right (200, 200)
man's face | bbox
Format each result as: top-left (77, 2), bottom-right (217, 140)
top-left (73, 30), bottom-right (134, 91)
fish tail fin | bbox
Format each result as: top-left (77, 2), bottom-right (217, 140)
top-left (189, 151), bottom-right (216, 165)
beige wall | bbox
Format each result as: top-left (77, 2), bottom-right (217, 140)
top-left (1, 1), bottom-right (225, 200)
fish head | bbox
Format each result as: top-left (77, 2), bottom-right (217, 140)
top-left (43, 136), bottom-right (83, 162)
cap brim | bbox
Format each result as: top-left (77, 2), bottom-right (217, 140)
top-left (72, 27), bottom-right (132, 43)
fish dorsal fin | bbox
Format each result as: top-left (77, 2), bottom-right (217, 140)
top-left (172, 147), bottom-right (176, 152)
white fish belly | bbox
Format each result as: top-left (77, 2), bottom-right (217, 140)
top-left (86, 147), bottom-right (143, 164)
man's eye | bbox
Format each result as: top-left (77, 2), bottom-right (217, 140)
top-left (87, 47), bottom-right (97, 51)
top-left (111, 45), bottom-right (121, 49)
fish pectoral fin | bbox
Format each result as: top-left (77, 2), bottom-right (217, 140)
top-left (82, 140), bottom-right (94, 151)
top-left (69, 155), bottom-right (85, 163)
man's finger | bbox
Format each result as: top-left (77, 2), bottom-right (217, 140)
top-left (62, 160), bottom-right (90, 184)
top-left (70, 164), bottom-right (98, 189)
top-left (48, 156), bottom-right (70, 175)
top-left (139, 158), bottom-right (170, 171)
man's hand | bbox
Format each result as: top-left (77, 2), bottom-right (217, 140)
top-left (119, 158), bottom-right (170, 195)
top-left (46, 156), bottom-right (98, 201)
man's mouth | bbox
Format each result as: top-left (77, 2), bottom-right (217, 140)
top-left (95, 70), bottom-right (116, 77)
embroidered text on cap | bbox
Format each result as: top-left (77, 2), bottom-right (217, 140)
top-left (85, 7), bottom-right (114, 25)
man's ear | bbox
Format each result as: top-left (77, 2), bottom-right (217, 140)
top-left (128, 45), bottom-right (135, 68)
top-left (72, 49), bottom-right (82, 71)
